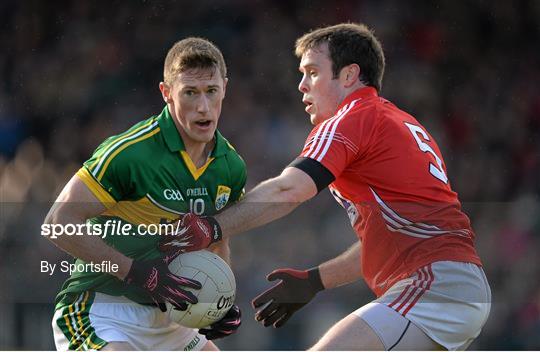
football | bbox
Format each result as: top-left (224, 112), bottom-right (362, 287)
top-left (166, 250), bottom-right (236, 328)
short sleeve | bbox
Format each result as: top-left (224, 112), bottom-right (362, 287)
top-left (299, 113), bottom-right (364, 178)
top-left (78, 138), bottom-right (134, 207)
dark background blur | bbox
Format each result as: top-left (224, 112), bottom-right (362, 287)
top-left (1, 0), bottom-right (539, 350)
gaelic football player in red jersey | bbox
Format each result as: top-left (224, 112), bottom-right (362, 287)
top-left (159, 23), bottom-right (491, 350)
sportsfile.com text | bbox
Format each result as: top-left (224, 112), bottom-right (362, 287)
top-left (40, 220), bottom-right (180, 239)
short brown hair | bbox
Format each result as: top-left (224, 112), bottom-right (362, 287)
top-left (164, 37), bottom-right (227, 84)
top-left (295, 23), bottom-right (385, 91)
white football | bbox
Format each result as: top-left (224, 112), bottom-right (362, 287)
top-left (166, 250), bottom-right (236, 328)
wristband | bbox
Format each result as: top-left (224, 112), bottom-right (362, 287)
top-left (203, 215), bottom-right (223, 242)
top-left (307, 267), bottom-right (325, 292)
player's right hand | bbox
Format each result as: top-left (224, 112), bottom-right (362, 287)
top-left (251, 268), bottom-right (325, 328)
top-left (158, 213), bottom-right (222, 256)
top-left (125, 257), bottom-right (202, 312)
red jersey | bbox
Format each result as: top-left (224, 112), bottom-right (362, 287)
top-left (299, 87), bottom-right (481, 297)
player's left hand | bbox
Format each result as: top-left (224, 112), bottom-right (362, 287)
top-left (124, 256), bottom-right (201, 312)
top-left (252, 268), bottom-right (324, 328)
top-left (158, 213), bottom-right (222, 256)
top-left (199, 305), bottom-right (241, 340)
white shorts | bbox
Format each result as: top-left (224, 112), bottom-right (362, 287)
top-left (52, 291), bottom-right (208, 351)
top-left (353, 261), bottom-right (491, 350)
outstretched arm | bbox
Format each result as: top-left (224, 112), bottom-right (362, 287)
top-left (158, 166), bottom-right (320, 254)
top-left (216, 167), bottom-right (318, 238)
top-left (252, 241), bottom-right (362, 328)
top-left (158, 157), bottom-right (336, 255)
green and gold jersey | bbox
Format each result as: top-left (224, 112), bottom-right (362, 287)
top-left (55, 106), bottom-right (246, 308)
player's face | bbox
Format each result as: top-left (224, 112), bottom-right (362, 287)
top-left (298, 44), bottom-right (343, 125)
top-left (161, 67), bottom-right (227, 146)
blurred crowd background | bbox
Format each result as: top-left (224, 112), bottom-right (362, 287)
top-left (1, 0), bottom-right (539, 350)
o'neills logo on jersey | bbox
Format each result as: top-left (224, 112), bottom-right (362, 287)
top-left (215, 185), bottom-right (231, 211)
top-left (163, 189), bottom-right (184, 201)
top-left (187, 188), bottom-right (208, 196)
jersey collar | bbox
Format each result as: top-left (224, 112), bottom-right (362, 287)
top-left (157, 106), bottom-right (227, 157)
top-left (336, 86), bottom-right (378, 112)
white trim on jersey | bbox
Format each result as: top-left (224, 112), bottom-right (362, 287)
top-left (92, 121), bottom-right (159, 178)
top-left (305, 99), bottom-right (360, 161)
top-left (305, 133), bottom-right (359, 154)
top-left (334, 133), bottom-right (360, 154)
top-left (146, 193), bottom-right (184, 215)
top-left (382, 214), bottom-right (433, 239)
top-left (305, 110), bottom-right (342, 158)
top-left (370, 187), bottom-right (471, 239)
top-left (316, 99), bottom-right (359, 162)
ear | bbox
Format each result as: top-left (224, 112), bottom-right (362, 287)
top-left (339, 64), bottom-right (361, 88)
top-left (159, 82), bottom-right (173, 104)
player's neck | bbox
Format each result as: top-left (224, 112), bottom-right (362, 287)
top-left (184, 139), bottom-right (215, 168)
top-left (341, 82), bottom-right (367, 101)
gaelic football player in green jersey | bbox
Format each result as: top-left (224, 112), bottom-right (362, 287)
top-left (44, 38), bottom-right (246, 350)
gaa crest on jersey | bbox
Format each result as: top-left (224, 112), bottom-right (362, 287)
top-left (215, 185), bottom-right (231, 211)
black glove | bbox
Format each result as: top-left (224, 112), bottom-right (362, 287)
top-left (199, 305), bottom-right (242, 340)
top-left (125, 257), bottom-right (201, 312)
top-left (252, 267), bottom-right (324, 328)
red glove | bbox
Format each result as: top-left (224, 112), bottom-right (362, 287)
top-left (158, 213), bottom-right (222, 256)
top-left (199, 305), bottom-right (242, 340)
top-left (125, 257), bottom-right (201, 312)
top-left (252, 267), bottom-right (324, 328)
